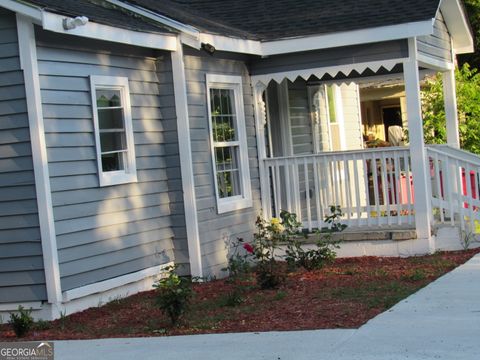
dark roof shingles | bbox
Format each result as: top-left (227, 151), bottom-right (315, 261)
top-left (127, 0), bottom-right (440, 40)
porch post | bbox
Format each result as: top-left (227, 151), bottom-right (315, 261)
top-left (252, 80), bottom-right (270, 218)
top-left (443, 68), bottom-right (460, 148)
top-left (404, 38), bottom-right (434, 252)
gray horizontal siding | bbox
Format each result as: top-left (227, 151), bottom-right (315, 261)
top-left (183, 49), bottom-right (261, 277)
top-left (0, 9), bottom-right (46, 303)
top-left (35, 28), bottom-right (185, 291)
top-left (250, 40), bottom-right (409, 76)
top-left (417, 11), bottom-right (452, 63)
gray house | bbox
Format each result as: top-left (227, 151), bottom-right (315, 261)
top-left (0, 0), bottom-right (474, 321)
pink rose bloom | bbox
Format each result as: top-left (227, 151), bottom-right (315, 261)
top-left (243, 243), bottom-right (254, 254)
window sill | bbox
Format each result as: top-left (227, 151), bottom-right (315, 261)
top-left (99, 171), bottom-right (138, 187)
top-left (217, 196), bottom-right (253, 214)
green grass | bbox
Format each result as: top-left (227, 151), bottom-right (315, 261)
top-left (317, 281), bottom-right (416, 309)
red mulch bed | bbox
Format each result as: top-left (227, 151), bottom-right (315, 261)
top-left (1, 249), bottom-right (479, 340)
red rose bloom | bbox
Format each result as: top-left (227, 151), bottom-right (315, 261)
top-left (243, 243), bottom-right (254, 254)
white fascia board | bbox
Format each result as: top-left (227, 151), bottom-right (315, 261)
top-left (1, 0), bottom-right (42, 23)
top-left (440, 0), bottom-right (474, 54)
top-left (260, 20), bottom-right (434, 56)
top-left (199, 33), bottom-right (262, 55)
top-left (417, 53), bottom-right (454, 71)
top-left (195, 20), bottom-right (434, 56)
top-left (41, 11), bottom-right (177, 51)
top-left (106, 0), bottom-right (199, 38)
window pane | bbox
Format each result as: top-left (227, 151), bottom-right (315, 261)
top-left (215, 146), bottom-right (239, 172)
top-left (211, 89), bottom-right (221, 115)
top-left (327, 86), bottom-right (337, 123)
top-left (100, 132), bottom-right (127, 152)
top-left (217, 170), bottom-right (241, 198)
top-left (97, 90), bottom-right (121, 107)
top-left (215, 146), bottom-right (241, 198)
top-left (210, 88), bottom-right (236, 142)
top-left (101, 152), bottom-right (125, 172)
top-left (221, 89), bottom-right (233, 115)
top-left (99, 108), bottom-right (124, 129)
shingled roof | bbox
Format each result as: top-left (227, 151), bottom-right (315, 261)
top-left (25, 0), bottom-right (176, 34)
top-left (124, 0), bottom-right (441, 41)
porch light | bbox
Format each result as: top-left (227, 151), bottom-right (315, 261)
top-left (62, 16), bottom-right (89, 30)
top-left (201, 42), bottom-right (216, 55)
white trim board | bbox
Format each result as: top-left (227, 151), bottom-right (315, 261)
top-left (1, 0), bottom-right (42, 23)
top-left (62, 262), bottom-right (174, 302)
top-left (170, 38), bottom-right (203, 278)
top-left (16, 14), bottom-right (62, 305)
top-left (0, 302), bottom-right (43, 313)
top-left (41, 11), bottom-right (177, 51)
top-left (106, 0), bottom-right (198, 37)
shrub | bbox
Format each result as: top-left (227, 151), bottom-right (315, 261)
top-left (250, 213), bottom-right (302, 289)
top-left (285, 206), bottom-right (345, 271)
top-left (9, 306), bottom-right (34, 337)
top-left (223, 238), bottom-right (252, 281)
top-left (153, 265), bottom-right (193, 326)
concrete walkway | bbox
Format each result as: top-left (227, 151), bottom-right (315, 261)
top-left (54, 254), bottom-right (480, 360)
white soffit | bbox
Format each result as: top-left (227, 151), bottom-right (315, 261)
top-left (440, 0), bottom-right (474, 54)
top-left (251, 58), bottom-right (405, 86)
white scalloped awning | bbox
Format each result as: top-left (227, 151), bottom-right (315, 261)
top-left (251, 58), bottom-right (407, 86)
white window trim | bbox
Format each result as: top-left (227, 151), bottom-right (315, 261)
top-left (90, 75), bottom-right (137, 187)
top-left (206, 74), bottom-right (252, 214)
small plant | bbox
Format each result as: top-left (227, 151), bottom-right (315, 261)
top-left (250, 214), bottom-right (300, 289)
top-left (403, 269), bottom-right (427, 282)
top-left (285, 206), bottom-right (346, 271)
top-left (9, 306), bottom-right (34, 337)
top-left (461, 229), bottom-right (478, 250)
top-left (220, 288), bottom-right (245, 307)
top-left (223, 238), bottom-right (252, 281)
top-left (34, 319), bottom-right (51, 331)
top-left (153, 265), bottom-right (193, 326)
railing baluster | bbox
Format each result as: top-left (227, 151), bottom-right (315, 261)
top-left (275, 161), bottom-right (282, 218)
top-left (285, 160), bottom-right (292, 214)
top-left (292, 157), bottom-right (302, 222)
top-left (353, 155), bottom-right (362, 227)
top-left (343, 154), bottom-right (352, 224)
top-left (313, 157), bottom-right (321, 228)
top-left (380, 152), bottom-right (391, 225)
top-left (304, 158), bottom-right (312, 231)
top-left (371, 153), bottom-right (381, 226)
top-left (393, 151), bottom-right (402, 225)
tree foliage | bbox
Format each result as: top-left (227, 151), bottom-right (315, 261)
top-left (422, 63), bottom-right (480, 154)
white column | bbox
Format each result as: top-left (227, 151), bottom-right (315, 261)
top-left (171, 38), bottom-right (203, 278)
top-left (443, 68), bottom-right (460, 148)
top-left (252, 81), bottom-right (269, 218)
top-left (404, 39), bottom-right (434, 251)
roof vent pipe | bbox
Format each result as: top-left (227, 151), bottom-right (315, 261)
top-left (62, 16), bottom-right (89, 30)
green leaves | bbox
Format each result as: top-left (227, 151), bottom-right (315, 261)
top-left (153, 265), bottom-right (193, 326)
top-left (421, 64), bottom-right (480, 154)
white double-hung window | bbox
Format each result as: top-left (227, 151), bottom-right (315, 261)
top-left (206, 74), bottom-right (252, 213)
top-left (90, 75), bottom-right (137, 186)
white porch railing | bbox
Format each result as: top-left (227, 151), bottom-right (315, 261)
top-left (263, 147), bottom-right (415, 231)
top-left (427, 145), bottom-right (480, 233)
